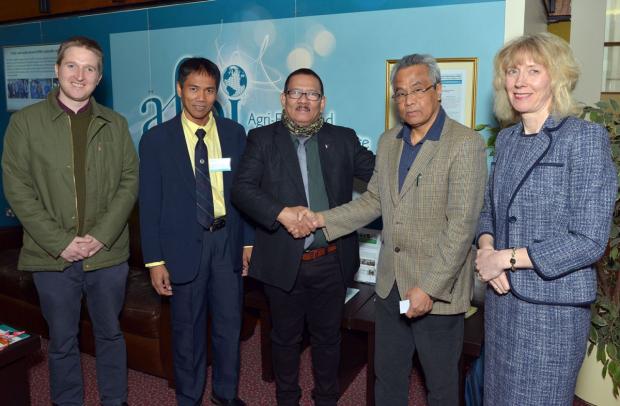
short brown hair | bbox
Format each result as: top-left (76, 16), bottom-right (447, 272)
top-left (56, 36), bottom-right (104, 73)
top-left (493, 32), bottom-right (581, 124)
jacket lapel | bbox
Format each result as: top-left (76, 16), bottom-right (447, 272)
top-left (395, 118), bottom-right (446, 202)
top-left (316, 126), bottom-right (336, 204)
top-left (214, 116), bottom-right (233, 198)
top-left (387, 127), bottom-right (404, 206)
top-left (169, 115), bottom-right (197, 200)
top-left (399, 140), bottom-right (439, 198)
top-left (496, 119), bottom-right (553, 204)
top-left (274, 122), bottom-right (307, 202)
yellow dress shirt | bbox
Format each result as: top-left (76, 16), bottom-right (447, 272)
top-left (180, 110), bottom-right (226, 218)
top-left (145, 110), bottom-right (227, 268)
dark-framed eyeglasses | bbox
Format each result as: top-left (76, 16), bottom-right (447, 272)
top-left (392, 83), bottom-right (437, 102)
top-left (285, 89), bottom-right (322, 101)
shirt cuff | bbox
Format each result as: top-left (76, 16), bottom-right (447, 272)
top-left (145, 261), bottom-right (165, 268)
top-left (243, 245), bottom-right (253, 248)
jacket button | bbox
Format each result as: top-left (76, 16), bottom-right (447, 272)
top-left (509, 216), bottom-right (517, 223)
top-left (394, 247), bottom-right (400, 253)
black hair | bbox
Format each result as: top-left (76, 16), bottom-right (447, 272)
top-left (283, 68), bottom-right (324, 95)
top-left (177, 57), bottom-right (221, 91)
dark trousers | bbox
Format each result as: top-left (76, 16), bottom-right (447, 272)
top-left (375, 283), bottom-right (464, 406)
top-left (170, 227), bottom-right (243, 406)
top-left (263, 251), bottom-right (345, 406)
top-left (33, 261), bottom-right (129, 406)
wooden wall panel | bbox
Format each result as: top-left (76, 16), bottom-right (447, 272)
top-left (0, 0), bottom-right (196, 24)
top-left (0, 0), bottom-right (46, 23)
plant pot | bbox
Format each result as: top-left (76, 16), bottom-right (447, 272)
top-left (575, 344), bottom-right (619, 406)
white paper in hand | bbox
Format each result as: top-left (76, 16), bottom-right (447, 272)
top-left (399, 300), bottom-right (410, 314)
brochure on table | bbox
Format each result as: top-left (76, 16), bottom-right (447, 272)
top-left (0, 323), bottom-right (30, 350)
top-left (355, 227), bottom-right (381, 284)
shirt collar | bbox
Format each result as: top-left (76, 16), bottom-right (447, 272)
top-left (182, 110), bottom-right (215, 136)
top-left (56, 94), bottom-right (91, 115)
top-left (397, 106), bottom-right (446, 145)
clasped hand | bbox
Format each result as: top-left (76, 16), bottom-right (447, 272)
top-left (475, 247), bottom-right (511, 295)
top-left (60, 234), bottom-right (104, 262)
top-left (276, 206), bottom-right (325, 238)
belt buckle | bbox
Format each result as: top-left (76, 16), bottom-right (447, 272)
top-left (208, 217), bottom-right (225, 232)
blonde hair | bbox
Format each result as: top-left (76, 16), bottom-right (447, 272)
top-left (493, 32), bottom-right (581, 124)
top-left (56, 36), bottom-right (103, 74)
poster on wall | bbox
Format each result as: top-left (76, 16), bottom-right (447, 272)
top-left (3, 44), bottom-right (59, 111)
top-left (109, 2), bottom-right (501, 154)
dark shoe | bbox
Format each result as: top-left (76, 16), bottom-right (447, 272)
top-left (211, 393), bottom-right (246, 406)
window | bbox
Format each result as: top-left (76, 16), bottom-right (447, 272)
top-left (603, 0), bottom-right (620, 92)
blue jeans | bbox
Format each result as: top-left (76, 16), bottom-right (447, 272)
top-left (33, 261), bottom-right (129, 406)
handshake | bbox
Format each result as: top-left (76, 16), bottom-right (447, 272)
top-left (277, 206), bottom-right (326, 238)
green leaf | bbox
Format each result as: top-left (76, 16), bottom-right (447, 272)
top-left (590, 328), bottom-right (598, 344)
top-left (598, 343), bottom-right (608, 362)
top-left (603, 361), bottom-right (608, 378)
top-left (611, 98), bottom-right (620, 112)
top-left (608, 360), bottom-right (620, 383)
top-left (474, 124), bottom-right (487, 131)
top-left (608, 343), bottom-right (619, 360)
top-left (487, 134), bottom-right (497, 148)
top-left (611, 246), bottom-right (619, 260)
top-left (592, 313), bottom-right (609, 327)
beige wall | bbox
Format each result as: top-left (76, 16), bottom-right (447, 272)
top-left (571, 0), bottom-right (606, 105)
top-left (504, 0), bottom-right (547, 41)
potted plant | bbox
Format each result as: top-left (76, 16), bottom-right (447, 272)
top-left (575, 100), bottom-right (620, 402)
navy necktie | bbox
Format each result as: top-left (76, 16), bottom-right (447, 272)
top-left (195, 128), bottom-right (214, 228)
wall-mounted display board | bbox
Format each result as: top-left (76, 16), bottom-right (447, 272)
top-left (3, 44), bottom-right (60, 111)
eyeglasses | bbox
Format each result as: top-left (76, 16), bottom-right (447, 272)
top-left (392, 84), bottom-right (436, 102)
top-left (285, 89), bottom-right (322, 101)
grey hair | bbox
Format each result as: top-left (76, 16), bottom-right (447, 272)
top-left (391, 54), bottom-right (441, 90)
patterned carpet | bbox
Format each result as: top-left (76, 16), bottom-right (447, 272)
top-left (25, 322), bottom-right (590, 405)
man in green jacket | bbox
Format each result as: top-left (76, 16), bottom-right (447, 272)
top-left (1, 36), bottom-right (138, 406)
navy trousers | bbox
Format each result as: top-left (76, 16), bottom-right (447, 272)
top-left (33, 261), bottom-right (129, 406)
top-left (170, 226), bottom-right (243, 406)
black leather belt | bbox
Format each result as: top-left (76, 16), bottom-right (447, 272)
top-left (208, 216), bottom-right (226, 232)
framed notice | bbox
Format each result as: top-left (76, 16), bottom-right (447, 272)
top-left (385, 57), bottom-right (478, 130)
top-left (4, 43), bottom-right (60, 111)
top-left (354, 227), bottom-right (381, 284)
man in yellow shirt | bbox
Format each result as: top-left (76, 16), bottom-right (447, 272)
top-left (139, 57), bottom-right (252, 406)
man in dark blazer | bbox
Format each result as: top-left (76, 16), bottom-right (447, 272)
top-left (139, 58), bottom-right (252, 406)
top-left (231, 68), bottom-right (375, 406)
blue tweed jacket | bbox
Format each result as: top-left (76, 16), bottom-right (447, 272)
top-left (478, 115), bottom-right (617, 305)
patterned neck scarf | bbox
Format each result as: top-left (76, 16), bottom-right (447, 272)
top-left (281, 109), bottom-right (324, 137)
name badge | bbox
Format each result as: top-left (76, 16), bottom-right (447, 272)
top-left (209, 158), bottom-right (231, 172)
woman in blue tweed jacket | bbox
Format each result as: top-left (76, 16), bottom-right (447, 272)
top-left (475, 32), bottom-right (617, 405)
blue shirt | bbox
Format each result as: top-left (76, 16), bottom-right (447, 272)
top-left (397, 107), bottom-right (446, 191)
